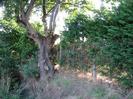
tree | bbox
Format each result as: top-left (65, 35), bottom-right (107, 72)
top-left (1, 0), bottom-right (61, 80)
top-left (1, 0), bottom-right (89, 80)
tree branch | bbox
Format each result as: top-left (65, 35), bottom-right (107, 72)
top-left (17, 0), bottom-right (40, 42)
top-left (46, 3), bottom-right (58, 16)
top-left (49, 0), bottom-right (60, 34)
top-left (46, 0), bottom-right (65, 16)
top-left (42, 0), bottom-right (60, 36)
top-left (42, 0), bottom-right (48, 36)
top-left (25, 0), bottom-right (35, 20)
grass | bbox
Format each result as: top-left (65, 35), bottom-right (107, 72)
top-left (126, 91), bottom-right (133, 99)
top-left (1, 70), bottom-right (132, 99)
top-left (0, 77), bottom-right (20, 99)
top-left (89, 85), bottom-right (107, 99)
top-left (22, 71), bottom-right (129, 99)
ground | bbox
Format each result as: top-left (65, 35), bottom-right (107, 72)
top-left (22, 68), bottom-right (133, 99)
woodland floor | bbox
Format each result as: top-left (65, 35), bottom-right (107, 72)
top-left (23, 68), bottom-right (133, 99)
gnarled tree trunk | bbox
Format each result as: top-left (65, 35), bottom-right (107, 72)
top-left (38, 38), bottom-right (54, 80)
top-left (16, 0), bottom-right (61, 80)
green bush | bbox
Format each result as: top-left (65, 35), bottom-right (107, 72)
top-left (61, 0), bottom-right (133, 88)
top-left (21, 58), bottom-right (39, 79)
top-left (0, 20), bottom-right (38, 97)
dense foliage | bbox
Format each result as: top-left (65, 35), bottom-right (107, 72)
top-left (0, 20), bottom-right (38, 90)
top-left (61, 0), bottom-right (133, 88)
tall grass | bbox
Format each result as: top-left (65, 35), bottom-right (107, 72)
top-left (0, 77), bottom-right (20, 99)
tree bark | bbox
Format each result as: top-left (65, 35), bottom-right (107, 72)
top-left (38, 38), bottom-right (54, 80)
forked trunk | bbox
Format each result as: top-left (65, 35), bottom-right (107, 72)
top-left (16, 0), bottom-right (60, 81)
top-left (38, 38), bottom-right (54, 80)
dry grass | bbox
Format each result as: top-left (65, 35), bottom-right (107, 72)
top-left (20, 70), bottom-right (133, 99)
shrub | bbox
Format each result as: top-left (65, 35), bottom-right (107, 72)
top-left (0, 77), bottom-right (20, 99)
top-left (21, 58), bottom-right (39, 79)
